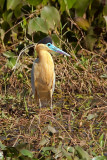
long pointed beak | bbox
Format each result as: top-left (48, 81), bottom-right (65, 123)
top-left (54, 46), bottom-right (71, 57)
top-left (47, 44), bottom-right (71, 57)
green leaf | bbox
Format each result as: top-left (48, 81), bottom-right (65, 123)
top-left (3, 10), bottom-right (13, 24)
top-left (51, 34), bottom-right (60, 45)
top-left (92, 156), bottom-right (107, 160)
top-left (7, 0), bottom-right (21, 10)
top-left (75, 146), bottom-right (90, 160)
top-left (42, 147), bottom-right (53, 152)
top-left (5, 147), bottom-right (19, 157)
top-left (3, 51), bottom-right (16, 69)
top-left (0, 141), bottom-right (6, 150)
top-left (14, 4), bottom-right (22, 18)
top-left (42, 0), bottom-right (49, 5)
top-left (26, 0), bottom-right (42, 6)
top-left (0, 0), bottom-right (5, 9)
top-left (74, 156), bottom-right (79, 160)
top-left (7, 57), bottom-right (17, 69)
top-left (85, 27), bottom-right (97, 51)
top-left (100, 74), bottom-right (107, 79)
top-left (74, 0), bottom-right (90, 16)
top-left (99, 133), bottom-right (104, 148)
top-left (0, 29), bottom-right (5, 41)
top-left (64, 0), bottom-right (77, 10)
top-left (75, 17), bottom-right (90, 30)
top-left (41, 6), bottom-right (60, 30)
top-left (48, 125), bottom-right (57, 134)
top-left (20, 149), bottom-right (33, 158)
top-left (87, 114), bottom-right (97, 120)
top-left (62, 147), bottom-right (72, 160)
top-left (103, 16), bottom-right (107, 30)
top-left (3, 51), bottom-right (15, 58)
top-left (39, 137), bottom-right (49, 146)
top-left (66, 146), bottom-right (75, 153)
top-left (52, 145), bottom-right (62, 159)
top-left (28, 17), bottom-right (48, 34)
top-left (58, 0), bottom-right (66, 12)
top-left (16, 143), bottom-right (28, 151)
top-left (103, 5), bottom-right (107, 15)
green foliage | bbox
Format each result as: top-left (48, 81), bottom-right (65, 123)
top-left (1, 141), bottom-right (106, 159)
top-left (3, 51), bottom-right (16, 69)
top-left (20, 149), bottom-right (33, 158)
top-left (7, 0), bottom-right (21, 10)
top-left (41, 6), bottom-right (60, 30)
top-left (26, 0), bottom-right (42, 6)
top-left (75, 146), bottom-right (90, 160)
top-left (92, 156), bottom-right (107, 160)
top-left (74, 0), bottom-right (90, 16)
top-left (28, 17), bottom-right (48, 34)
top-left (0, 0), bottom-right (106, 50)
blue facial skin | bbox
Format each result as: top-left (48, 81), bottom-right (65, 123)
top-left (46, 43), bottom-right (70, 57)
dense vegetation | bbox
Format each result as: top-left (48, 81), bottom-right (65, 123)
top-left (0, 0), bottom-right (107, 159)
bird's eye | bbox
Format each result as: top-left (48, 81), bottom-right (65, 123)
top-left (47, 43), bottom-right (51, 46)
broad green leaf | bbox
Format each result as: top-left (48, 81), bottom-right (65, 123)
top-left (7, 57), bottom-right (17, 69)
top-left (85, 27), bottom-right (97, 51)
top-left (75, 17), bottom-right (90, 30)
top-left (51, 34), bottom-right (60, 45)
top-left (3, 51), bottom-right (16, 69)
top-left (0, 0), bottom-right (5, 9)
top-left (3, 10), bottom-right (13, 24)
top-left (75, 146), bottom-right (90, 160)
top-left (26, 0), bottom-right (42, 6)
top-left (48, 125), bottom-right (57, 134)
top-left (0, 141), bottom-right (6, 150)
top-left (66, 146), bottom-right (75, 153)
top-left (7, 0), bottom-right (21, 10)
top-left (58, 0), bottom-right (66, 12)
top-left (64, 0), bottom-right (77, 10)
top-left (62, 147), bottom-right (72, 160)
top-left (52, 145), bottom-right (62, 159)
top-left (28, 17), bottom-right (48, 34)
top-left (20, 149), bottom-right (33, 158)
top-left (14, 4), bottom-right (22, 18)
top-left (41, 6), bottom-right (60, 30)
top-left (74, 0), bottom-right (90, 16)
top-left (74, 156), bottom-right (79, 160)
top-left (3, 51), bottom-right (15, 58)
top-left (42, 0), bottom-right (49, 5)
top-left (92, 156), bottom-right (107, 160)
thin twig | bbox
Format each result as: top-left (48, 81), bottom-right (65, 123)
top-left (12, 43), bottom-right (35, 70)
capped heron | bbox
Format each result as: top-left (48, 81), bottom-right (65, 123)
top-left (31, 36), bottom-right (70, 110)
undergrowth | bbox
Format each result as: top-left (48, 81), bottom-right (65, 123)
top-left (0, 35), bottom-right (107, 159)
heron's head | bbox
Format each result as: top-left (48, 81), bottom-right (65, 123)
top-left (36, 36), bottom-right (70, 57)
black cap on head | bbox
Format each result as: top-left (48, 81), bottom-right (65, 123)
top-left (38, 36), bottom-right (52, 44)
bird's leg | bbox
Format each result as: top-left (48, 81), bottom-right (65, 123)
top-left (50, 91), bottom-right (53, 116)
top-left (39, 99), bottom-right (41, 124)
top-left (50, 97), bottom-right (53, 110)
top-left (39, 99), bottom-right (42, 108)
